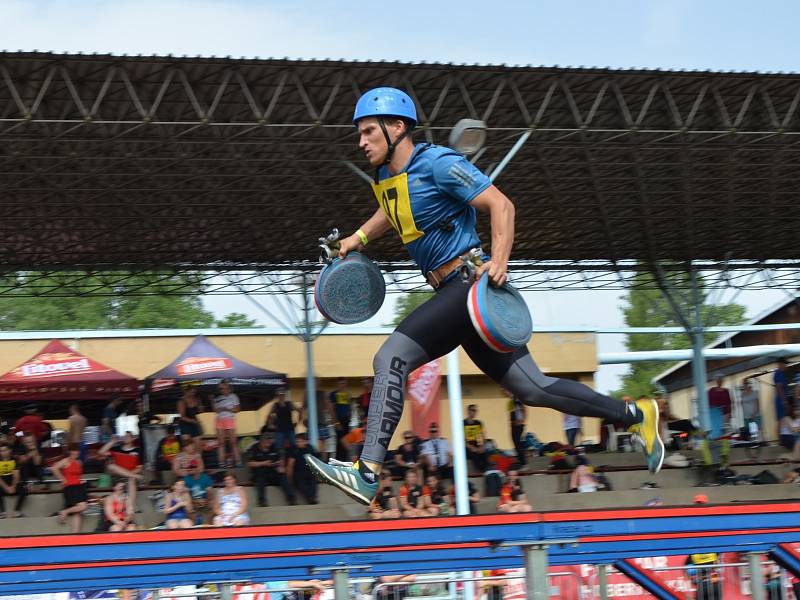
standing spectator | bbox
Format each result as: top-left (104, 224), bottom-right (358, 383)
top-left (464, 405), bottom-right (489, 472)
top-left (707, 377), bottom-right (732, 438)
top-left (183, 465), bottom-right (214, 524)
top-left (504, 388), bottom-right (527, 467)
top-left (15, 433), bottom-right (44, 485)
top-left (246, 433), bottom-right (296, 507)
top-left (497, 470), bottom-right (532, 513)
top-left (303, 381), bottom-right (334, 462)
top-left (213, 473), bottom-right (250, 526)
top-left (98, 432), bottom-right (143, 482)
top-left (398, 469), bottom-right (434, 517)
top-left (569, 455), bottom-right (598, 493)
top-left (14, 404), bottom-right (47, 443)
top-left (391, 431), bottom-right (421, 478)
top-left (103, 479), bottom-right (137, 531)
top-left (214, 379), bottom-right (241, 468)
top-left (285, 433), bottom-right (319, 505)
top-left (562, 412), bottom-right (581, 447)
top-left (267, 387), bottom-right (299, 450)
top-left (740, 377), bottom-right (761, 439)
top-left (172, 439), bottom-right (205, 478)
top-left (368, 471), bottom-right (400, 519)
top-left (101, 395), bottom-right (123, 442)
top-left (420, 423), bottom-right (453, 481)
top-left (0, 443), bottom-right (26, 518)
top-left (775, 359), bottom-right (790, 422)
top-left (163, 479), bottom-right (194, 529)
top-left (358, 377), bottom-right (374, 417)
top-left (67, 403), bottom-right (87, 449)
top-left (52, 444), bottom-right (88, 533)
top-left (176, 385), bottom-right (203, 446)
top-left (330, 378), bottom-right (352, 460)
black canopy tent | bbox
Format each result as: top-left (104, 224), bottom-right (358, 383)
top-left (144, 335), bottom-right (286, 413)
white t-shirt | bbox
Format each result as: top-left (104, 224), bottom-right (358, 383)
top-left (563, 413), bottom-right (581, 430)
top-left (420, 437), bottom-right (451, 467)
top-left (214, 393), bottom-right (240, 419)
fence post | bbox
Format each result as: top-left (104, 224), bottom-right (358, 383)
top-left (523, 544), bottom-right (549, 600)
top-left (748, 552), bottom-right (766, 600)
top-left (220, 583), bottom-right (234, 600)
top-left (597, 564), bottom-right (609, 600)
top-left (333, 568), bottom-right (350, 600)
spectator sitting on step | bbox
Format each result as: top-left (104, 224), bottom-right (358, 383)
top-left (390, 431), bottom-right (421, 478)
top-left (285, 433), bottom-right (319, 505)
top-left (172, 439), bottom-right (205, 479)
top-left (183, 464), bottom-right (214, 524)
top-left (497, 470), bottom-right (532, 513)
top-left (448, 481), bottom-right (481, 515)
top-left (246, 432), bottom-right (296, 507)
top-left (782, 467), bottom-right (800, 484)
top-left (163, 479), bottom-right (194, 529)
top-left (423, 474), bottom-right (450, 516)
top-left (153, 425), bottom-right (181, 483)
top-left (398, 469), bottom-right (435, 518)
top-left (569, 455), bottom-right (598, 493)
top-left (213, 472), bottom-right (250, 527)
top-left (0, 443), bottom-right (27, 518)
top-left (464, 405), bottom-right (489, 472)
top-left (15, 433), bottom-right (44, 487)
top-left (420, 423), bottom-right (453, 481)
top-left (341, 416), bottom-right (366, 462)
top-left (103, 479), bottom-right (137, 531)
top-left (779, 403), bottom-right (800, 459)
top-left (368, 471), bottom-right (400, 519)
top-left (99, 432), bottom-right (143, 482)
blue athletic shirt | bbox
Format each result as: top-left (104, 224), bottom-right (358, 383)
top-left (371, 143), bottom-right (492, 275)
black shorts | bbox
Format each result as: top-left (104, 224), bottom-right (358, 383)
top-left (63, 484), bottom-right (88, 508)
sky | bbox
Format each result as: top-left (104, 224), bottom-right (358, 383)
top-left (5, 0), bottom-right (796, 392)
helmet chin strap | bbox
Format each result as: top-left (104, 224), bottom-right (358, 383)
top-left (378, 118), bottom-right (410, 167)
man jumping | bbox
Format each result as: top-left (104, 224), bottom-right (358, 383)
top-left (306, 87), bottom-right (663, 504)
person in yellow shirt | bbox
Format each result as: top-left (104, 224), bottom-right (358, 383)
top-left (463, 405), bottom-right (489, 472)
top-left (0, 443), bottom-right (26, 517)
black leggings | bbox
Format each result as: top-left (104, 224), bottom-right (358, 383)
top-left (361, 276), bottom-right (638, 465)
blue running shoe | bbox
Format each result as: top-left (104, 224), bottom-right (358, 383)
top-left (304, 455), bottom-right (378, 505)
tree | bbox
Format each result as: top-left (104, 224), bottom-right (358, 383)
top-left (389, 291), bottom-right (434, 326)
top-left (0, 272), bottom-right (254, 330)
top-left (215, 312), bottom-right (260, 328)
top-left (617, 271), bottom-right (746, 399)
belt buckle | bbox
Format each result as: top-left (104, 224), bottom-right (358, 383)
top-left (459, 248), bottom-right (483, 283)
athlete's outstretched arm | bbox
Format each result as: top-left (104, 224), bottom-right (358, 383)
top-left (338, 209), bottom-right (393, 258)
top-left (470, 185), bottom-right (515, 286)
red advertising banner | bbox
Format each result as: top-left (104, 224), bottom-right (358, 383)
top-left (407, 359), bottom-right (442, 437)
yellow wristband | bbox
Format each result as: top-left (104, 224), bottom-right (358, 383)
top-left (355, 229), bottom-right (369, 246)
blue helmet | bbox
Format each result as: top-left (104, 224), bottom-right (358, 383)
top-left (353, 87), bottom-right (417, 126)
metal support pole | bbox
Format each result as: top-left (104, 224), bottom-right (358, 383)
top-left (303, 274), bottom-right (319, 447)
top-left (597, 564), bottom-right (609, 600)
top-left (220, 583), bottom-right (233, 600)
top-left (690, 269), bottom-right (711, 433)
top-left (524, 545), bottom-right (549, 600)
top-left (748, 552), bottom-right (766, 600)
top-left (489, 130), bottom-right (532, 182)
top-left (447, 349), bottom-right (469, 515)
top-left (333, 568), bottom-right (349, 600)
top-left (446, 349), bottom-right (473, 600)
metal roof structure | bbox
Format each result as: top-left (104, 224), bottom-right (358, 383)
top-left (2, 52), bottom-right (800, 294)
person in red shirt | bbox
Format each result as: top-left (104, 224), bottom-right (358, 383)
top-left (13, 405), bottom-right (47, 442)
top-left (708, 377), bottom-right (733, 438)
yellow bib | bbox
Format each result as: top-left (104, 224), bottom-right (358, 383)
top-left (0, 459), bottom-right (16, 477)
top-left (371, 172), bottom-right (424, 245)
top-left (689, 553), bottom-right (718, 565)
